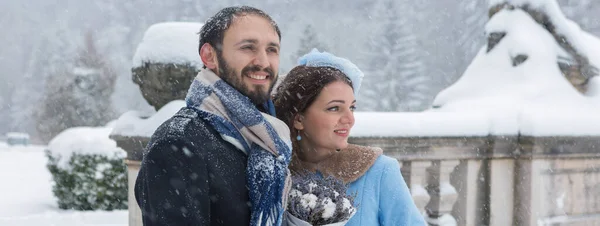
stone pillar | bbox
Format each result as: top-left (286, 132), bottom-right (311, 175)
top-left (488, 159), bottom-right (515, 226)
top-left (126, 160), bottom-right (142, 226)
top-left (450, 159), bottom-right (485, 226)
top-left (110, 135), bottom-right (149, 226)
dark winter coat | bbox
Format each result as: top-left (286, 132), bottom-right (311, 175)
top-left (135, 107), bottom-right (250, 226)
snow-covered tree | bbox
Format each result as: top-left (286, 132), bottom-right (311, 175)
top-left (359, 0), bottom-right (427, 112)
top-left (291, 24), bottom-right (329, 64)
top-left (35, 32), bottom-right (116, 143)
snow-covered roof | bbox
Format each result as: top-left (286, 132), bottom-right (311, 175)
top-left (48, 127), bottom-right (125, 168)
top-left (132, 22), bottom-right (203, 69)
top-left (111, 100), bottom-right (186, 137)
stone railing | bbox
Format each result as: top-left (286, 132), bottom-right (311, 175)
top-left (113, 134), bottom-right (600, 226)
top-left (349, 135), bottom-right (600, 226)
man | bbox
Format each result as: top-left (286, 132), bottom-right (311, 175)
top-left (135, 6), bottom-right (292, 226)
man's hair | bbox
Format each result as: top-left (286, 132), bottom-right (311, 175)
top-left (198, 6), bottom-right (281, 68)
top-left (273, 66), bottom-right (353, 144)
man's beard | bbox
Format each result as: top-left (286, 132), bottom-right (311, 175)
top-left (216, 52), bottom-right (277, 105)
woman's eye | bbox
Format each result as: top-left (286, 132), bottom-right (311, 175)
top-left (350, 105), bottom-right (356, 111)
top-left (327, 106), bottom-right (339, 111)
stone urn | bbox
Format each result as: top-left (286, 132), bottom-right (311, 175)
top-left (130, 22), bottom-right (204, 111)
top-left (132, 62), bottom-right (198, 111)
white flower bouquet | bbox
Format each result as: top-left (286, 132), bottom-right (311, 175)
top-left (283, 173), bottom-right (357, 226)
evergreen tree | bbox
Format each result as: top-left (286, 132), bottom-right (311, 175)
top-left (291, 24), bottom-right (328, 64)
top-left (360, 0), bottom-right (427, 112)
top-left (36, 31), bottom-right (116, 143)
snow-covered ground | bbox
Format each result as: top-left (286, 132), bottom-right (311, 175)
top-left (0, 142), bottom-right (127, 226)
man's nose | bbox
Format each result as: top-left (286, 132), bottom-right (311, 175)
top-left (253, 50), bottom-right (270, 69)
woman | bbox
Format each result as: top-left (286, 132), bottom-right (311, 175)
top-left (274, 50), bottom-right (426, 226)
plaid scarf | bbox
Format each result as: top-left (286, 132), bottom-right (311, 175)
top-left (185, 69), bottom-right (292, 226)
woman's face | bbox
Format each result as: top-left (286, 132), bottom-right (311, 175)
top-left (294, 81), bottom-right (356, 163)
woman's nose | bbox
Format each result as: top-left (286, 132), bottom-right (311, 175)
top-left (340, 110), bottom-right (355, 125)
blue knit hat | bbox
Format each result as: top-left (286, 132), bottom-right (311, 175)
top-left (297, 49), bottom-right (364, 95)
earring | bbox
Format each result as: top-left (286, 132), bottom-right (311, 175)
top-left (296, 135), bottom-right (302, 141)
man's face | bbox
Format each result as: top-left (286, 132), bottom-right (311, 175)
top-left (216, 14), bottom-right (280, 105)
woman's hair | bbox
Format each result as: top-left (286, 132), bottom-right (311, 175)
top-left (273, 65), bottom-right (353, 139)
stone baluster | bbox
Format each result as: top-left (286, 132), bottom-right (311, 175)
top-left (425, 160), bottom-right (459, 226)
top-left (450, 159), bottom-right (486, 226)
top-left (402, 161), bottom-right (432, 214)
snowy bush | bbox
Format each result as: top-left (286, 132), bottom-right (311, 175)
top-left (46, 127), bottom-right (127, 210)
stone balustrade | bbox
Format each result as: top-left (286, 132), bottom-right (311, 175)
top-left (112, 134), bottom-right (600, 226)
top-left (350, 135), bottom-right (600, 226)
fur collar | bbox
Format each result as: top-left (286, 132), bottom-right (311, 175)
top-left (289, 144), bottom-right (383, 184)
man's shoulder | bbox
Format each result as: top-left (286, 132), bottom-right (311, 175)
top-left (150, 107), bottom-right (217, 143)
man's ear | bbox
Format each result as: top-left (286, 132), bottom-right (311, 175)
top-left (200, 43), bottom-right (218, 70)
top-left (293, 114), bottom-right (304, 130)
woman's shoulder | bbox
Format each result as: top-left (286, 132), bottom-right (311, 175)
top-left (344, 146), bottom-right (400, 178)
top-left (342, 144), bottom-right (400, 172)
top-left (372, 154), bottom-right (400, 169)
top-left (359, 154), bottom-right (400, 181)
top-left (318, 144), bottom-right (383, 184)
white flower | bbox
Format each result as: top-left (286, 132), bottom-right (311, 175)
top-left (308, 182), bottom-right (317, 193)
top-left (321, 198), bottom-right (336, 219)
top-left (290, 189), bottom-right (302, 198)
top-left (300, 193), bottom-right (318, 209)
top-left (343, 198), bottom-right (352, 211)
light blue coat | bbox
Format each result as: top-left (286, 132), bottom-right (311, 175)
top-left (345, 155), bottom-right (426, 226)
